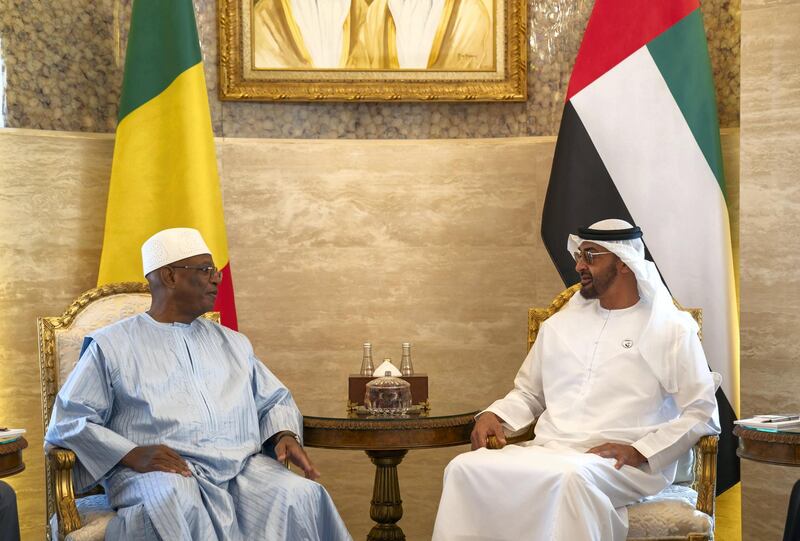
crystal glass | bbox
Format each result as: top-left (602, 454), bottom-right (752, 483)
top-left (365, 371), bottom-right (412, 415)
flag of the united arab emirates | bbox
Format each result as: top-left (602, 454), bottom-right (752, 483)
top-left (541, 0), bottom-right (739, 494)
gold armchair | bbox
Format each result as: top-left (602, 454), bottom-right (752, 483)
top-left (38, 282), bottom-right (220, 540)
top-left (488, 284), bottom-right (719, 541)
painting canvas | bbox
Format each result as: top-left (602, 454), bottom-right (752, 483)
top-left (219, 0), bottom-right (526, 101)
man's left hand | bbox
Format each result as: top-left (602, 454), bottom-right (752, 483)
top-left (275, 434), bottom-right (320, 480)
top-left (586, 443), bottom-right (647, 469)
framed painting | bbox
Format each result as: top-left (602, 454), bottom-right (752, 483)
top-left (219, 0), bottom-right (527, 101)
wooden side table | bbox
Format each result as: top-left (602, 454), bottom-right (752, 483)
top-left (734, 425), bottom-right (800, 466)
top-left (303, 410), bottom-right (477, 541)
top-left (0, 437), bottom-right (28, 479)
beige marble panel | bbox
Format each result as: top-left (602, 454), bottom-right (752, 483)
top-left (741, 461), bottom-right (798, 540)
top-left (221, 138), bottom-right (566, 432)
top-left (0, 128), bottom-right (739, 540)
top-left (740, 1), bottom-right (800, 539)
top-left (0, 0), bottom-right (739, 137)
top-left (0, 129), bottom-right (114, 541)
top-left (742, 0), bottom-right (798, 7)
top-left (721, 128), bottom-right (741, 298)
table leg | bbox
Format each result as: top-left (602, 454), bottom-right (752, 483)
top-left (365, 449), bottom-right (408, 541)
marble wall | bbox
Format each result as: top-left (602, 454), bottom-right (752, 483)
top-left (0, 128), bottom-right (740, 540)
top-left (0, 2), bottom-right (746, 540)
top-left (0, 0), bottom-right (739, 138)
top-left (740, 1), bottom-right (800, 539)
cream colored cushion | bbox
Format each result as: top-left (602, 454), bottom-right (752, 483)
top-left (50, 495), bottom-right (115, 541)
top-left (672, 448), bottom-right (696, 484)
top-left (55, 293), bottom-right (150, 386)
top-left (49, 292), bottom-right (147, 539)
top-left (627, 485), bottom-right (713, 540)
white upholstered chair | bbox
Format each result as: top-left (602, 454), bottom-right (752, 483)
top-left (488, 284), bottom-right (719, 541)
top-left (38, 282), bottom-right (220, 540)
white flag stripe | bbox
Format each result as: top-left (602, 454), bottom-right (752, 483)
top-left (571, 47), bottom-right (739, 412)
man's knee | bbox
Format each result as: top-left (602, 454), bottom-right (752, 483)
top-left (276, 473), bottom-right (326, 504)
top-left (443, 455), bottom-right (464, 482)
top-left (286, 474), bottom-right (324, 498)
top-left (0, 480), bottom-right (18, 512)
top-left (443, 449), bottom-right (506, 485)
top-left (559, 464), bottom-right (596, 497)
top-left (444, 450), bottom-right (482, 477)
top-left (139, 472), bottom-right (203, 512)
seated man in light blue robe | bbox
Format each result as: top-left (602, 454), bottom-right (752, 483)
top-left (45, 227), bottom-right (352, 541)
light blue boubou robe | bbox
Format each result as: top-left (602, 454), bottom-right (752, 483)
top-left (46, 313), bottom-right (351, 541)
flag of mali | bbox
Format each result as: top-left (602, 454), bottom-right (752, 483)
top-left (97, 0), bottom-right (238, 329)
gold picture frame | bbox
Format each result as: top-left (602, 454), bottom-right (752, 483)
top-left (219, 0), bottom-right (527, 101)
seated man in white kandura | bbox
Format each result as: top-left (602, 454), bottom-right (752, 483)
top-left (45, 228), bottom-right (352, 541)
top-left (432, 219), bottom-right (720, 541)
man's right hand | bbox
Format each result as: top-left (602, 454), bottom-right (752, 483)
top-left (120, 445), bottom-right (192, 477)
top-left (470, 412), bottom-right (507, 450)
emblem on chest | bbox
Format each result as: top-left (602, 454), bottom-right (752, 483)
top-left (621, 339), bottom-right (634, 349)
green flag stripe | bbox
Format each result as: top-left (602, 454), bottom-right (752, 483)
top-left (118, 0), bottom-right (202, 122)
top-left (647, 8), bottom-right (726, 197)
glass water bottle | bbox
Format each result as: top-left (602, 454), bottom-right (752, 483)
top-left (360, 342), bottom-right (374, 376)
top-left (400, 342), bottom-right (414, 376)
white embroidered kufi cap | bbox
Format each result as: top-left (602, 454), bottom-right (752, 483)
top-left (141, 228), bottom-right (212, 276)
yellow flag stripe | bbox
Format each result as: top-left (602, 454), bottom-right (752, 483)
top-left (98, 63), bottom-right (229, 285)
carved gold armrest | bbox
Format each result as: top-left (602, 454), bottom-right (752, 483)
top-left (48, 447), bottom-right (82, 537)
top-left (693, 434), bottom-right (718, 518)
top-left (486, 423), bottom-right (536, 449)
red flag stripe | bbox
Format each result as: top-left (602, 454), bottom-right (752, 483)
top-left (214, 263), bottom-right (238, 330)
top-left (565, 0), bottom-right (698, 101)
